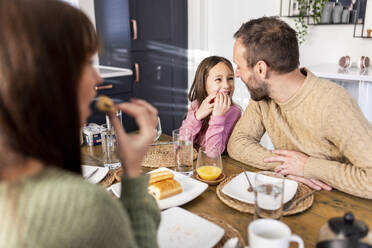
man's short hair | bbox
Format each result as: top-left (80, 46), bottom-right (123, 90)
top-left (234, 16), bottom-right (299, 74)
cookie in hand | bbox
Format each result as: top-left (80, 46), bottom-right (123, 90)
top-left (95, 95), bottom-right (116, 113)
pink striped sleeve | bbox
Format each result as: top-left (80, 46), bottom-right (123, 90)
top-left (204, 105), bottom-right (242, 154)
top-left (179, 100), bottom-right (202, 142)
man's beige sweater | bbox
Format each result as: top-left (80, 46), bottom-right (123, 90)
top-left (227, 69), bottom-right (372, 199)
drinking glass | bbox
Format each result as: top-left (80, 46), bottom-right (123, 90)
top-left (102, 110), bottom-right (122, 169)
top-left (105, 110), bottom-right (123, 128)
top-left (254, 171), bottom-right (284, 220)
top-left (154, 117), bottom-right (162, 142)
top-left (172, 128), bottom-right (193, 176)
top-left (196, 146), bottom-right (223, 181)
top-left (101, 126), bottom-right (121, 169)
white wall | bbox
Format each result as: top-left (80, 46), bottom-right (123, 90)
top-left (78, 0), bottom-right (99, 65)
top-left (78, 0), bottom-right (96, 28)
top-left (297, 24), bottom-right (372, 66)
top-left (289, 0), bottom-right (372, 66)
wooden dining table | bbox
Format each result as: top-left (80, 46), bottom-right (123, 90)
top-left (81, 134), bottom-right (372, 248)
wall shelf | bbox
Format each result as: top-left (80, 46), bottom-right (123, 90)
top-left (279, 0), bottom-right (309, 19)
top-left (308, 23), bottom-right (355, 25)
top-left (280, 15), bottom-right (302, 18)
top-left (353, 0), bottom-right (371, 38)
top-left (309, 64), bottom-right (372, 82)
top-left (280, 0), bottom-right (370, 39)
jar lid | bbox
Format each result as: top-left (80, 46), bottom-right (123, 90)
top-left (329, 212), bottom-right (369, 240)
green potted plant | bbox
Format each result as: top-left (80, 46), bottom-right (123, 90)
top-left (294, 0), bottom-right (329, 44)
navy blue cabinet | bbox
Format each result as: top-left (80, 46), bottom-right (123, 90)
top-left (132, 50), bottom-right (188, 135)
top-left (128, 0), bottom-right (188, 52)
top-left (94, 0), bottom-right (131, 68)
top-left (88, 0), bottom-right (135, 131)
top-left (92, 0), bottom-right (188, 135)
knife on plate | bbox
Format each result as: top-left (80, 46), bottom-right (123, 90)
top-left (283, 189), bottom-right (316, 212)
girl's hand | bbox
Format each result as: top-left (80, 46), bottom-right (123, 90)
top-left (195, 93), bottom-right (216, 120)
top-left (212, 92), bottom-right (231, 116)
top-left (109, 99), bottom-right (158, 178)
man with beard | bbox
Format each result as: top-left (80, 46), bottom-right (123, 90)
top-left (227, 17), bottom-right (372, 199)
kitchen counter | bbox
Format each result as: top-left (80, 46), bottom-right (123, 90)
top-left (308, 64), bottom-right (372, 82)
top-left (94, 65), bottom-right (132, 78)
top-left (308, 63), bottom-right (372, 123)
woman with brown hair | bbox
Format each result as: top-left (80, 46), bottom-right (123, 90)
top-left (0, 0), bottom-right (160, 247)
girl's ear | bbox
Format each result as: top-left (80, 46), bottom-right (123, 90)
top-left (254, 60), bottom-right (269, 80)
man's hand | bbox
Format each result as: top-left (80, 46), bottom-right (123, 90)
top-left (286, 175), bottom-right (332, 191)
top-left (264, 150), bottom-right (308, 177)
top-left (264, 149), bottom-right (332, 191)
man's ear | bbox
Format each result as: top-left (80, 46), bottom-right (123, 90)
top-left (254, 60), bottom-right (269, 80)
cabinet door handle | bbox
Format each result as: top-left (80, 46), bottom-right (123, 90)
top-left (134, 63), bottom-right (140, 83)
top-left (131, 19), bottom-right (138, 40)
top-left (95, 84), bottom-right (113, 91)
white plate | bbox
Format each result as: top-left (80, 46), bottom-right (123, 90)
top-left (108, 168), bottom-right (208, 210)
top-left (81, 165), bottom-right (109, 184)
top-left (157, 207), bottom-right (225, 248)
top-left (222, 172), bottom-right (298, 205)
top-left (108, 182), bottom-right (121, 198)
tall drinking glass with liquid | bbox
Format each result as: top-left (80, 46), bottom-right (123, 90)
top-left (196, 146), bottom-right (223, 181)
top-left (154, 117), bottom-right (162, 142)
top-left (172, 128), bottom-right (193, 176)
top-left (102, 110), bottom-right (122, 169)
top-left (254, 171), bottom-right (284, 220)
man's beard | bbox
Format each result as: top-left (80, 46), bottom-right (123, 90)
top-left (245, 75), bottom-right (270, 101)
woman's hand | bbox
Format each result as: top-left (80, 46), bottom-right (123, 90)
top-left (195, 93), bottom-right (216, 120)
top-left (109, 99), bottom-right (158, 178)
top-left (212, 92), bottom-right (231, 116)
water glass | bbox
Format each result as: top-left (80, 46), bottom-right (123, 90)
top-left (196, 146), bottom-right (223, 181)
top-left (154, 117), bottom-right (162, 142)
top-left (105, 110), bottom-right (122, 128)
top-left (172, 128), bottom-right (193, 176)
top-left (102, 110), bottom-right (122, 169)
top-left (254, 171), bottom-right (284, 220)
top-left (101, 128), bottom-right (121, 169)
